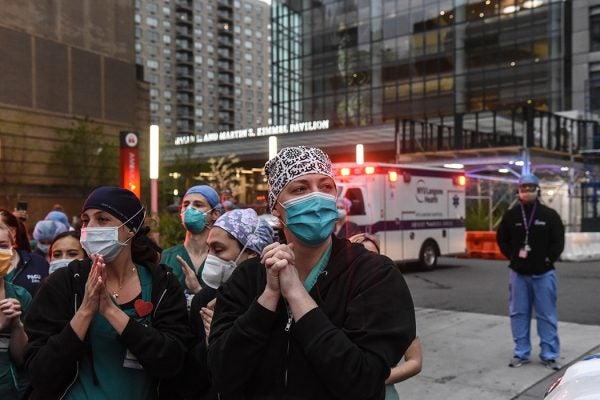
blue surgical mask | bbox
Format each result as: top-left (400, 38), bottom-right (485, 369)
top-left (181, 206), bottom-right (212, 234)
top-left (281, 192), bottom-right (338, 246)
top-left (37, 243), bottom-right (50, 255)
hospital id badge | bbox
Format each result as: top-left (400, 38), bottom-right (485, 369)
top-left (123, 349), bottom-right (143, 370)
top-left (518, 248), bottom-right (528, 259)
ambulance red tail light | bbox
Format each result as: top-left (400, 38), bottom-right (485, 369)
top-left (453, 175), bottom-right (466, 186)
top-left (365, 166), bottom-right (375, 175)
top-left (388, 171), bottom-right (398, 182)
top-left (340, 167), bottom-right (351, 176)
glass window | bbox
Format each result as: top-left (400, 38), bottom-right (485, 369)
top-left (590, 70), bottom-right (600, 113)
top-left (591, 13), bottom-right (600, 52)
top-left (146, 17), bottom-right (158, 27)
top-left (345, 188), bottom-right (366, 215)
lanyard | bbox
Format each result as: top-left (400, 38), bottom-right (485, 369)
top-left (519, 201), bottom-right (537, 245)
top-left (303, 242), bottom-right (332, 292)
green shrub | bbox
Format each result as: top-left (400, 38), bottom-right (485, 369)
top-left (157, 212), bottom-right (186, 249)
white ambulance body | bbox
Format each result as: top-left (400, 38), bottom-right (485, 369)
top-left (333, 162), bottom-right (466, 268)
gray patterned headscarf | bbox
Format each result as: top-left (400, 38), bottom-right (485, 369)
top-left (213, 208), bottom-right (275, 255)
top-left (264, 146), bottom-right (335, 211)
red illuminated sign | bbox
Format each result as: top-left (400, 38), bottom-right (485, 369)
top-left (120, 131), bottom-right (140, 198)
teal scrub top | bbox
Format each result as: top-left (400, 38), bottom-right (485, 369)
top-left (66, 265), bottom-right (157, 400)
top-left (0, 281), bottom-right (31, 399)
top-left (160, 244), bottom-right (205, 288)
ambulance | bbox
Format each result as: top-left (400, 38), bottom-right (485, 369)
top-left (333, 162), bottom-right (467, 268)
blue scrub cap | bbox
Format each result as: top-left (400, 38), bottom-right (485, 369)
top-left (518, 174), bottom-right (540, 186)
top-left (184, 185), bottom-right (221, 209)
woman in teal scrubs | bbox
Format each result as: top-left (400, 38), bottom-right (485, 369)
top-left (0, 222), bottom-right (31, 399)
top-left (24, 187), bottom-right (190, 400)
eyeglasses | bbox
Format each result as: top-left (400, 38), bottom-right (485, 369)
top-left (519, 185), bottom-right (538, 193)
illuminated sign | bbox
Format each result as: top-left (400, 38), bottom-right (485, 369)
top-left (120, 131), bottom-right (141, 198)
top-left (174, 119), bottom-right (330, 145)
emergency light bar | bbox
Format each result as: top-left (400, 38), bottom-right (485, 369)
top-left (334, 164), bottom-right (465, 186)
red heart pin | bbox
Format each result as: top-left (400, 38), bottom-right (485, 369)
top-left (134, 299), bottom-right (154, 317)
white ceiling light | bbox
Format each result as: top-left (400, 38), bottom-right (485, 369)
top-left (503, 5), bottom-right (520, 14)
top-left (443, 163), bottom-right (464, 169)
top-left (522, 0), bottom-right (544, 9)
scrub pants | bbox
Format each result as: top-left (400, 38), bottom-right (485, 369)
top-left (509, 269), bottom-right (559, 361)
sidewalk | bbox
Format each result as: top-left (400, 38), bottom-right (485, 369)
top-left (394, 308), bottom-right (600, 400)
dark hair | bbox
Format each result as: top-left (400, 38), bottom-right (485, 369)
top-left (49, 231), bottom-right (82, 257)
top-left (131, 226), bottom-right (162, 264)
top-left (0, 209), bottom-right (32, 252)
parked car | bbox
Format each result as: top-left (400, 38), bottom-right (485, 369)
top-left (545, 354), bottom-right (600, 399)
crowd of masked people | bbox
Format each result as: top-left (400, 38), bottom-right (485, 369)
top-left (0, 146), bottom-right (419, 400)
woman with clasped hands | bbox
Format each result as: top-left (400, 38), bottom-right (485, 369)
top-left (208, 146), bottom-right (416, 400)
top-left (23, 187), bottom-right (190, 400)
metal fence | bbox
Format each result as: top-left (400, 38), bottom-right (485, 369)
top-left (395, 106), bottom-right (600, 155)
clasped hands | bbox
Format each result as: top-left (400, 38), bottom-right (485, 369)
top-left (260, 242), bottom-right (303, 298)
top-left (79, 254), bottom-right (121, 317)
top-left (0, 297), bottom-right (24, 332)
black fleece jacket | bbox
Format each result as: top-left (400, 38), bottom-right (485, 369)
top-left (207, 236), bottom-right (416, 400)
top-left (23, 259), bottom-right (191, 400)
top-left (496, 200), bottom-right (565, 275)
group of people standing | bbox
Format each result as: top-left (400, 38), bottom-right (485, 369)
top-left (0, 144), bottom-right (565, 400)
top-left (0, 146), bottom-right (418, 400)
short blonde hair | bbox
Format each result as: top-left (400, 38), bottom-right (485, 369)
top-left (349, 232), bottom-right (380, 254)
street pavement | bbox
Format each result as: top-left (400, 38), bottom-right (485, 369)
top-left (393, 307), bottom-right (600, 399)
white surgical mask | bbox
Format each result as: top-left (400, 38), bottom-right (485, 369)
top-left (80, 226), bottom-right (131, 262)
top-left (201, 254), bottom-right (237, 289)
top-left (80, 207), bottom-right (145, 262)
top-left (49, 258), bottom-right (75, 274)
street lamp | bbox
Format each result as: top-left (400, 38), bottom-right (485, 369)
top-left (150, 125), bottom-right (159, 217)
top-left (356, 144), bottom-right (364, 164)
top-left (269, 136), bottom-right (277, 159)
